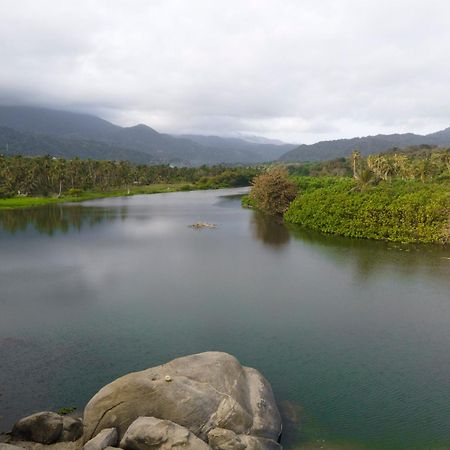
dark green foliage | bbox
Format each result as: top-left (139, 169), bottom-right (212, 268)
top-left (285, 177), bottom-right (450, 244)
top-left (68, 188), bottom-right (83, 196)
top-left (57, 406), bottom-right (77, 415)
top-left (0, 155), bottom-right (259, 199)
top-left (287, 157), bottom-right (352, 177)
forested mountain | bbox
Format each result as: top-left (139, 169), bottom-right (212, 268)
top-left (0, 126), bottom-right (157, 163)
top-left (279, 130), bottom-right (450, 162)
top-left (0, 106), bottom-right (293, 165)
top-left (179, 134), bottom-right (295, 162)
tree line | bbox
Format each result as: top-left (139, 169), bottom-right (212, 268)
top-left (0, 155), bottom-right (260, 198)
top-left (287, 146), bottom-right (450, 183)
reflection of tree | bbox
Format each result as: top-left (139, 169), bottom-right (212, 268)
top-left (0, 205), bottom-right (127, 235)
top-left (287, 224), bottom-right (450, 283)
top-left (250, 210), bottom-right (290, 249)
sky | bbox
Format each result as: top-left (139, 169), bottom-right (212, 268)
top-left (2, 0), bottom-right (450, 144)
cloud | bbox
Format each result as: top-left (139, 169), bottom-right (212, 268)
top-left (1, 0), bottom-right (450, 143)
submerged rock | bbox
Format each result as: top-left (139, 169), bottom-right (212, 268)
top-left (189, 222), bottom-right (217, 229)
top-left (83, 352), bottom-right (282, 448)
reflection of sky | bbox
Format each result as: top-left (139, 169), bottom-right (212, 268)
top-left (1, 188), bottom-right (450, 449)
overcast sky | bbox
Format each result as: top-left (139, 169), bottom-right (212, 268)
top-left (2, 0), bottom-right (450, 143)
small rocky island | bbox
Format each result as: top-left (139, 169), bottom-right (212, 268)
top-left (1, 352), bottom-right (283, 450)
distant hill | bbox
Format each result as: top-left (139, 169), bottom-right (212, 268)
top-left (279, 130), bottom-right (450, 162)
top-left (178, 134), bottom-right (296, 162)
top-left (0, 126), bottom-right (156, 163)
top-left (0, 106), bottom-right (294, 165)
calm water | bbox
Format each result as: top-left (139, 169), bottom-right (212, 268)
top-left (1, 188), bottom-right (450, 450)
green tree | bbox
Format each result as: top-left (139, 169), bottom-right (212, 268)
top-left (249, 166), bottom-right (297, 215)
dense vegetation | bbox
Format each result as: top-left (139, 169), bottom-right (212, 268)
top-left (249, 147), bottom-right (450, 244)
top-left (248, 167), bottom-right (297, 215)
top-left (285, 178), bottom-right (449, 244)
top-left (0, 155), bottom-right (259, 206)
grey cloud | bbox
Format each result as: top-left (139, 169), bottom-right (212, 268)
top-left (1, 0), bottom-right (450, 143)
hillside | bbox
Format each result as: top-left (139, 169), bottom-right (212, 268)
top-left (0, 106), bottom-right (293, 165)
top-left (279, 130), bottom-right (450, 162)
top-left (179, 134), bottom-right (295, 162)
top-left (0, 126), bottom-right (157, 163)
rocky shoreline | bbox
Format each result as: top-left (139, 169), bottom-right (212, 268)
top-left (1, 352), bottom-right (283, 450)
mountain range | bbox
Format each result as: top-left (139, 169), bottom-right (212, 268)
top-left (0, 106), bottom-right (295, 165)
top-left (280, 129), bottom-right (450, 162)
top-left (1, 105), bottom-right (450, 165)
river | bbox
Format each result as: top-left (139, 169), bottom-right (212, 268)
top-left (1, 188), bottom-right (449, 449)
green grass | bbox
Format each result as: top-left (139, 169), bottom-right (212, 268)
top-left (284, 177), bottom-right (450, 244)
top-left (0, 183), bottom-right (195, 210)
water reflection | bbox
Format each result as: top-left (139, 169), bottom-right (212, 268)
top-left (287, 224), bottom-right (450, 286)
top-left (0, 205), bottom-right (128, 235)
top-left (1, 189), bottom-right (450, 449)
top-left (250, 210), bottom-right (291, 249)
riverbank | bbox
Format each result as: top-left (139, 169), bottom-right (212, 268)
top-left (0, 183), bottom-right (195, 210)
top-left (284, 177), bottom-right (450, 244)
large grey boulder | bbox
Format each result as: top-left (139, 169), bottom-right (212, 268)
top-left (120, 417), bottom-right (211, 450)
top-left (83, 352), bottom-right (282, 447)
top-left (11, 412), bottom-right (63, 444)
top-left (84, 428), bottom-right (118, 450)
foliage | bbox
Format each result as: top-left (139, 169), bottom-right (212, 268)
top-left (285, 147), bottom-right (450, 182)
top-left (286, 157), bottom-right (352, 178)
top-left (0, 155), bottom-right (259, 200)
top-left (57, 406), bottom-right (77, 415)
top-left (249, 166), bottom-right (297, 215)
top-left (68, 188), bottom-right (83, 196)
top-left (284, 177), bottom-right (450, 244)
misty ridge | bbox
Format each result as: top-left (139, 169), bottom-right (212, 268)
top-left (1, 106), bottom-right (450, 166)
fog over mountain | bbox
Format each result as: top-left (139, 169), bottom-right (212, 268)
top-left (2, 1), bottom-right (450, 144)
top-left (1, 106), bottom-right (450, 165)
top-left (0, 106), bottom-right (296, 165)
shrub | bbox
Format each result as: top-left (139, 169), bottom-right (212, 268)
top-left (68, 188), bottom-right (83, 197)
top-left (285, 177), bottom-right (450, 244)
top-left (249, 166), bottom-right (297, 215)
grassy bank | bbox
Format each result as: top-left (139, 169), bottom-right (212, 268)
top-left (0, 183), bottom-right (195, 210)
top-left (284, 177), bottom-right (450, 244)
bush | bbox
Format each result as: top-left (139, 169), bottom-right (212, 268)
top-left (285, 177), bottom-right (450, 244)
top-left (0, 187), bottom-right (14, 198)
top-left (249, 166), bottom-right (297, 215)
top-left (68, 188), bottom-right (83, 197)
top-left (57, 406), bottom-right (77, 415)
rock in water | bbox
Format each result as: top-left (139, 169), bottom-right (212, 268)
top-left (11, 412), bottom-right (63, 444)
top-left (83, 352), bottom-right (282, 448)
top-left (120, 417), bottom-right (211, 450)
